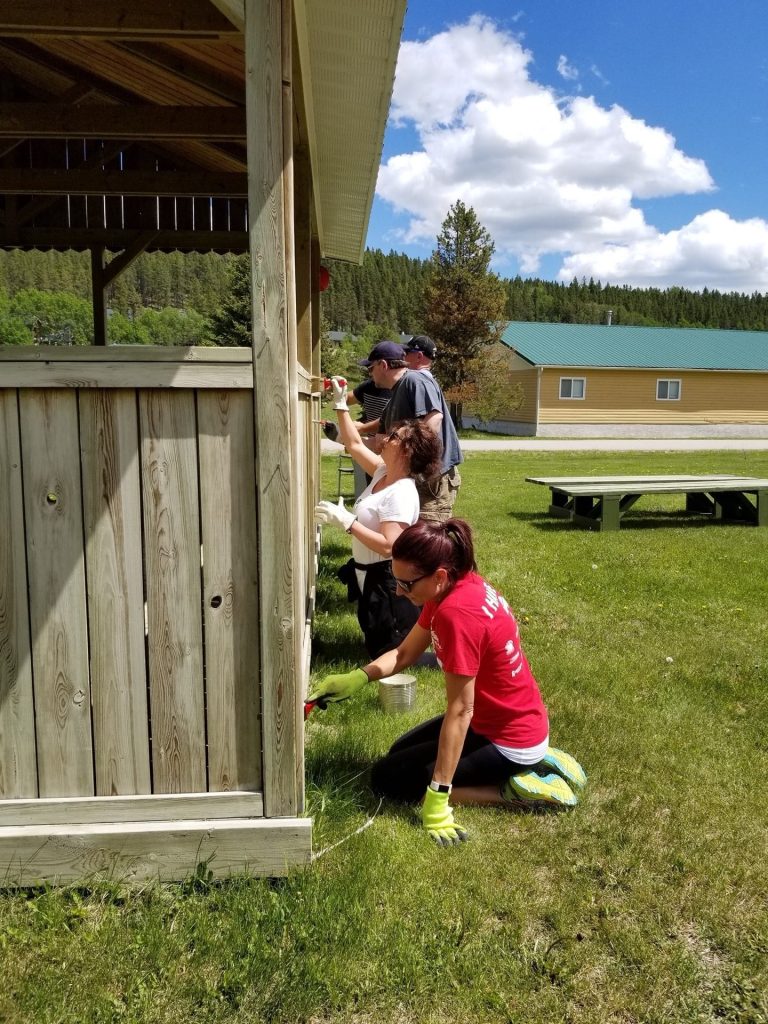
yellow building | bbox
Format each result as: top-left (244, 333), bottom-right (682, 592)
top-left (473, 322), bottom-right (768, 438)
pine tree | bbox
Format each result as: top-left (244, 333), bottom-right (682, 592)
top-left (421, 200), bottom-right (507, 427)
top-left (205, 255), bottom-right (252, 346)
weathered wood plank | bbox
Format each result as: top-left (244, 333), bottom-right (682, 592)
top-left (548, 478), bottom-right (768, 496)
top-left (0, 364), bottom-right (253, 388)
top-left (0, 106), bottom-right (246, 141)
top-left (1, 0), bottom-right (239, 38)
top-left (0, 390), bottom-right (37, 798)
top-left (0, 169), bottom-right (247, 196)
top-left (281, 4), bottom-right (308, 813)
top-left (198, 390), bottom-right (261, 793)
top-left (20, 390), bottom-right (94, 797)
top-left (246, 0), bottom-right (300, 816)
top-left (80, 390), bottom-right (151, 796)
top-left (0, 228), bottom-right (249, 251)
top-left (140, 390), bottom-right (206, 793)
top-left (0, 791), bottom-right (264, 826)
top-left (0, 346), bottom-right (252, 362)
top-left (0, 817), bottom-right (312, 885)
top-left (526, 475), bottom-right (739, 486)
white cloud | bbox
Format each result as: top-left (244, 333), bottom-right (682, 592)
top-left (560, 210), bottom-right (768, 292)
top-left (557, 55), bottom-right (579, 81)
top-left (377, 15), bottom-right (744, 285)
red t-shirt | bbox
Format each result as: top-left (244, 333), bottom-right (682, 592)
top-left (417, 572), bottom-right (548, 748)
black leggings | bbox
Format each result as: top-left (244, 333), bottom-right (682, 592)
top-left (370, 715), bottom-right (542, 803)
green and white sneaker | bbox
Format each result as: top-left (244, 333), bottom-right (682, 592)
top-left (539, 748), bottom-right (587, 790)
top-left (501, 770), bottom-right (578, 808)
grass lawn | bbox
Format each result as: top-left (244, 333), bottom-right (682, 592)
top-left (2, 450), bottom-right (767, 1024)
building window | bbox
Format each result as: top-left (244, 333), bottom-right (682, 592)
top-left (656, 378), bottom-right (681, 401)
top-left (559, 377), bottom-right (586, 400)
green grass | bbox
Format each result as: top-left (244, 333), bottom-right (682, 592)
top-left (2, 451), bottom-right (767, 1023)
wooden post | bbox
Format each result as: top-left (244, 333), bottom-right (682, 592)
top-left (245, 0), bottom-right (300, 817)
top-left (294, 145), bottom-right (312, 373)
top-left (90, 246), bottom-right (107, 346)
top-left (280, 0), bottom-right (309, 811)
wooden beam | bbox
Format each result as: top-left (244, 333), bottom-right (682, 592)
top-left (0, 227), bottom-right (249, 251)
top-left (294, 145), bottom-right (312, 371)
top-left (117, 42), bottom-right (244, 105)
top-left (0, 169), bottom-right (248, 196)
top-left (0, 362), bottom-right (253, 390)
top-left (13, 141), bottom-right (128, 228)
top-left (0, 104), bottom-right (245, 140)
top-left (102, 231), bottom-right (159, 287)
top-left (90, 246), bottom-right (107, 345)
top-left (281, 0), bottom-right (307, 813)
top-left (209, 0), bottom-right (245, 32)
top-left (0, 791), bottom-right (264, 827)
top-left (0, 1), bottom-right (239, 39)
top-left (246, 0), bottom-right (300, 818)
top-left (0, 817), bottom-right (311, 885)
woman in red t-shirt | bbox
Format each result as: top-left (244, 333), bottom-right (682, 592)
top-left (309, 518), bottom-right (586, 846)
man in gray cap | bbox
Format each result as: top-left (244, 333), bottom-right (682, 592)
top-left (357, 336), bottom-right (462, 522)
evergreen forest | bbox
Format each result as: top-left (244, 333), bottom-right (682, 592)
top-left (2, 247), bottom-right (768, 346)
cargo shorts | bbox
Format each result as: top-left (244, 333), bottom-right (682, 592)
top-left (416, 465), bottom-right (462, 523)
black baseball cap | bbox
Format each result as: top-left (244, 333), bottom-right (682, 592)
top-left (359, 340), bottom-right (406, 366)
top-left (404, 335), bottom-right (437, 359)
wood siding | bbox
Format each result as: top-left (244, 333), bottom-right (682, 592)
top-left (538, 368), bottom-right (768, 424)
top-left (0, 348), bottom-right (267, 801)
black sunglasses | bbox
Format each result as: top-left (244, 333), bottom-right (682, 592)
top-left (393, 571), bottom-right (431, 593)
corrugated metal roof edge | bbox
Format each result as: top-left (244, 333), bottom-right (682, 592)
top-left (507, 363), bottom-right (768, 373)
top-left (499, 321), bottom-right (768, 372)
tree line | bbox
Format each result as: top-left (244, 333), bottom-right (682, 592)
top-left (324, 254), bottom-right (768, 334)
top-left (3, 247), bottom-right (768, 348)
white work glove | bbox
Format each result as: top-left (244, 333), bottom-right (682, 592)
top-left (330, 376), bottom-right (348, 411)
top-left (314, 496), bottom-right (356, 531)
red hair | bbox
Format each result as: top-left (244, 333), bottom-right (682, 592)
top-left (391, 518), bottom-right (477, 582)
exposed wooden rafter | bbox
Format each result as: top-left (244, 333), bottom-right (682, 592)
top-left (0, 228), bottom-right (249, 251)
top-left (208, 0), bottom-right (245, 33)
top-left (0, 169), bottom-right (248, 196)
top-left (116, 43), bottom-right (244, 105)
top-left (0, 104), bottom-right (246, 140)
top-left (0, 1), bottom-right (240, 40)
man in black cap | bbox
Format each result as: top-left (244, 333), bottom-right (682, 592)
top-left (403, 333), bottom-right (438, 372)
top-left (357, 336), bottom-right (462, 522)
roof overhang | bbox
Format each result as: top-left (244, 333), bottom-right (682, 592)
top-left (294, 0), bottom-right (405, 264)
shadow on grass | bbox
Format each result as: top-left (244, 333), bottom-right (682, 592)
top-left (509, 508), bottom-right (754, 531)
top-left (305, 743), bottom-right (372, 795)
top-left (311, 634), bottom-right (368, 666)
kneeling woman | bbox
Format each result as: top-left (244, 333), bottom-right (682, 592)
top-left (315, 377), bottom-right (442, 659)
top-left (309, 518), bottom-right (586, 845)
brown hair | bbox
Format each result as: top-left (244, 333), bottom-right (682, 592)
top-left (391, 518), bottom-right (477, 583)
top-left (393, 418), bottom-right (442, 479)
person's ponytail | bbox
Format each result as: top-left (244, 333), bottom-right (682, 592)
top-left (441, 519), bottom-right (476, 576)
top-left (392, 517), bottom-right (477, 581)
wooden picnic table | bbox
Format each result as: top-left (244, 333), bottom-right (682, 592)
top-left (526, 474), bottom-right (768, 531)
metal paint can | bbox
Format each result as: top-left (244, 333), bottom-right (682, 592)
top-left (378, 673), bottom-right (417, 713)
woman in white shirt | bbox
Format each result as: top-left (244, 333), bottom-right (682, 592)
top-left (316, 377), bottom-right (442, 657)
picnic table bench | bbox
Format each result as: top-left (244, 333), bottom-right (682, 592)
top-left (525, 474), bottom-right (768, 531)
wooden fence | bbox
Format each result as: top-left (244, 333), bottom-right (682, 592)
top-left (0, 346), bottom-right (317, 811)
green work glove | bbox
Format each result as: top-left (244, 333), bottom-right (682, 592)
top-left (307, 668), bottom-right (369, 706)
top-left (421, 787), bottom-right (469, 847)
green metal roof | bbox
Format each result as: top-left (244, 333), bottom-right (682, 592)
top-left (501, 321), bottom-right (768, 371)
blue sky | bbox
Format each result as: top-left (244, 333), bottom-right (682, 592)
top-left (366, 1), bottom-right (768, 292)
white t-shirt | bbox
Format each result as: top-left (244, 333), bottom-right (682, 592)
top-left (352, 465), bottom-right (419, 587)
